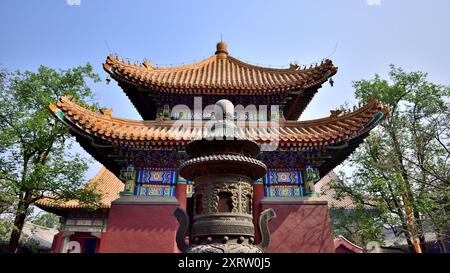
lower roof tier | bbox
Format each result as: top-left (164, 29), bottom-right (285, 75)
top-left (36, 167), bottom-right (124, 215)
top-left (49, 96), bottom-right (388, 175)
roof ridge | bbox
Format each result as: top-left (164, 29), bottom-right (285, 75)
top-left (55, 96), bottom-right (162, 126)
top-left (336, 235), bottom-right (364, 250)
top-left (107, 52), bottom-right (334, 75)
top-left (226, 55), bottom-right (299, 73)
top-left (108, 53), bottom-right (219, 72)
top-left (86, 167), bottom-right (107, 186)
top-left (103, 48), bottom-right (338, 95)
top-left (284, 99), bottom-right (388, 127)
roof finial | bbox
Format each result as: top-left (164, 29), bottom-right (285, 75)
top-left (215, 41), bottom-right (228, 59)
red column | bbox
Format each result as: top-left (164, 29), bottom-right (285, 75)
top-left (50, 231), bottom-right (64, 253)
top-left (252, 182), bottom-right (265, 243)
top-left (175, 182), bottom-right (187, 209)
top-left (95, 237), bottom-right (101, 253)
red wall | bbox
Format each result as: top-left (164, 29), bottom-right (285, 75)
top-left (252, 183), bottom-right (265, 243)
top-left (261, 202), bottom-right (335, 253)
top-left (98, 203), bottom-right (179, 253)
top-left (52, 199), bottom-right (334, 253)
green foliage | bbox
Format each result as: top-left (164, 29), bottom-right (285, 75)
top-left (31, 212), bottom-right (61, 229)
top-left (0, 64), bottom-right (102, 252)
top-left (330, 65), bottom-right (450, 252)
top-left (19, 236), bottom-right (43, 253)
top-left (0, 218), bottom-right (14, 241)
top-left (330, 206), bottom-right (385, 249)
top-left (0, 218), bottom-right (51, 253)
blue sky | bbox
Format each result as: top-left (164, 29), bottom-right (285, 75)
top-left (1, 0), bottom-right (450, 179)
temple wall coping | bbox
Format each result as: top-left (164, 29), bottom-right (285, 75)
top-left (260, 197), bottom-right (328, 205)
top-left (111, 195), bottom-right (180, 205)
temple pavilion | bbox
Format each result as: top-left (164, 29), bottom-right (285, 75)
top-left (37, 42), bottom-right (388, 253)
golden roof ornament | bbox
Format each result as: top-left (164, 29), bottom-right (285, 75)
top-left (215, 41), bottom-right (228, 59)
top-left (289, 63), bottom-right (299, 70)
top-left (330, 109), bottom-right (343, 119)
top-left (100, 108), bottom-right (113, 118)
top-left (143, 60), bottom-right (152, 70)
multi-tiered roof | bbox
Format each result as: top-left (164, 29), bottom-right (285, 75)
top-left (48, 42), bottom-right (388, 177)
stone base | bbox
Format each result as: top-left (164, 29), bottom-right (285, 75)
top-left (98, 196), bottom-right (180, 253)
top-left (260, 197), bottom-right (335, 253)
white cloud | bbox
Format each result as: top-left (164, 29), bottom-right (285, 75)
top-left (66, 0), bottom-right (81, 6)
top-left (366, 0), bottom-right (381, 6)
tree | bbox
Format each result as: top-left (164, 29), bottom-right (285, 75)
top-left (330, 65), bottom-right (450, 252)
top-left (329, 206), bottom-right (385, 249)
top-left (0, 65), bottom-right (102, 253)
top-left (31, 212), bottom-right (61, 230)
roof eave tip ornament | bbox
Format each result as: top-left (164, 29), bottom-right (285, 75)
top-left (48, 102), bottom-right (58, 112)
top-left (143, 60), bottom-right (153, 70)
top-left (100, 108), bottom-right (113, 118)
top-left (329, 78), bottom-right (334, 87)
top-left (289, 63), bottom-right (299, 70)
top-left (330, 109), bottom-right (343, 119)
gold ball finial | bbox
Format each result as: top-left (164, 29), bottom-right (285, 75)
top-left (215, 41), bottom-right (228, 57)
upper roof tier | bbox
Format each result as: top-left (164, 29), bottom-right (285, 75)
top-left (103, 42), bottom-right (338, 120)
top-left (103, 42), bottom-right (337, 94)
